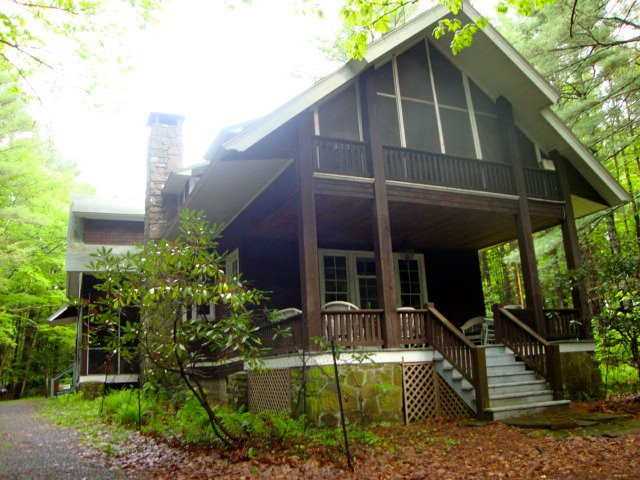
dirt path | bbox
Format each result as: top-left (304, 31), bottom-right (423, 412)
top-left (0, 398), bottom-right (127, 480)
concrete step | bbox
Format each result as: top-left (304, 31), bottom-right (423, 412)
top-left (488, 380), bottom-right (547, 395)
top-left (486, 362), bottom-right (527, 375)
top-left (485, 353), bottom-right (520, 367)
top-left (488, 371), bottom-right (538, 385)
top-left (488, 390), bottom-right (554, 408)
top-left (481, 345), bottom-right (510, 357)
top-left (485, 400), bottom-right (570, 421)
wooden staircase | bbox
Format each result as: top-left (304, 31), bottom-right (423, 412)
top-left (435, 346), bottom-right (569, 420)
top-left (425, 304), bottom-right (570, 420)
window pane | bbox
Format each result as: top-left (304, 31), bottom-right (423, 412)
top-left (376, 95), bottom-right (401, 147)
top-left (358, 278), bottom-right (378, 309)
top-left (516, 127), bottom-right (538, 168)
top-left (397, 42), bottom-right (432, 101)
top-left (469, 79), bottom-right (497, 116)
top-left (429, 43), bottom-right (466, 109)
top-left (402, 99), bottom-right (440, 152)
top-left (375, 61), bottom-right (395, 95)
top-left (318, 85), bottom-right (360, 141)
top-left (439, 107), bottom-right (475, 159)
top-left (476, 114), bottom-right (506, 163)
top-left (324, 255), bottom-right (349, 303)
top-left (398, 259), bottom-right (422, 308)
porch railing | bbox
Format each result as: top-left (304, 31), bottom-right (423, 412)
top-left (398, 309), bottom-right (429, 345)
top-left (544, 308), bottom-right (589, 340)
top-left (383, 146), bottom-right (516, 195)
top-left (524, 167), bottom-right (562, 200)
top-left (313, 136), bottom-right (370, 177)
top-left (493, 305), bottom-right (563, 399)
top-left (504, 306), bottom-right (589, 340)
top-left (254, 313), bottom-right (306, 355)
top-left (321, 309), bottom-right (384, 347)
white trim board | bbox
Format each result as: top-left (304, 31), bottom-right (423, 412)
top-left (78, 374), bottom-right (139, 384)
top-left (257, 348), bottom-right (435, 370)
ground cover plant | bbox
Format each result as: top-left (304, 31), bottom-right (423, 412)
top-left (43, 390), bottom-right (640, 479)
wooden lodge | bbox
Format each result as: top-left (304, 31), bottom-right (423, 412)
top-left (52, 3), bottom-right (629, 420)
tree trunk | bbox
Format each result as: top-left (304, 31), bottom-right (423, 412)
top-left (17, 328), bottom-right (37, 399)
top-left (605, 212), bottom-right (622, 257)
top-left (499, 245), bottom-right (513, 304)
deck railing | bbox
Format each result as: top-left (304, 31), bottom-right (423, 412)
top-left (493, 305), bottom-right (563, 399)
top-left (313, 136), bottom-right (370, 177)
top-left (253, 313), bottom-right (306, 355)
top-left (321, 309), bottom-right (384, 347)
top-left (383, 146), bottom-right (516, 195)
top-left (398, 309), bottom-right (429, 345)
top-left (524, 167), bottom-right (561, 200)
top-left (544, 308), bottom-right (589, 340)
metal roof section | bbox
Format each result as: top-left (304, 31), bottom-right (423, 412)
top-left (47, 305), bottom-right (78, 326)
top-left (163, 162), bottom-right (209, 195)
top-left (166, 157), bottom-right (293, 238)
top-left (194, 1), bottom-right (626, 209)
top-left (70, 195), bottom-right (144, 220)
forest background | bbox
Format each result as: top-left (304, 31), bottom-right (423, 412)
top-left (0, 0), bottom-right (638, 398)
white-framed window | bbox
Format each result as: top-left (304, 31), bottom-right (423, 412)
top-left (318, 249), bottom-right (428, 309)
top-left (226, 248), bottom-right (240, 278)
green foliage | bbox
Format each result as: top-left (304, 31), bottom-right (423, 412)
top-left (0, 0), bottom-right (162, 90)
top-left (333, 0), bottom-right (557, 59)
top-left (86, 210), bottom-right (273, 446)
top-left (0, 78), bottom-right (80, 397)
top-left (46, 386), bottom-right (382, 454)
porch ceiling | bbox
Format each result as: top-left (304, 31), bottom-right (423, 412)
top-left (248, 192), bottom-right (562, 251)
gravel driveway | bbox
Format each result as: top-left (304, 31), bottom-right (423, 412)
top-left (0, 398), bottom-right (127, 480)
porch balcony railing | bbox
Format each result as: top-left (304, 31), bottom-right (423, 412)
top-left (312, 135), bottom-right (563, 202)
top-left (523, 167), bottom-right (562, 201)
top-left (383, 145), bottom-right (516, 195)
top-left (313, 136), bottom-right (371, 177)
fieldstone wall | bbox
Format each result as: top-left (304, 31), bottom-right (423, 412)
top-left (560, 351), bottom-right (603, 400)
top-left (202, 378), bottom-right (228, 404)
top-left (145, 113), bottom-right (184, 241)
top-left (291, 363), bottom-right (404, 427)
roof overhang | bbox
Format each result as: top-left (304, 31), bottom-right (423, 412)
top-left (167, 157), bottom-right (293, 238)
top-left (198, 1), bottom-right (627, 210)
top-left (47, 306), bottom-right (78, 326)
top-left (206, 2), bottom-right (556, 161)
top-left (71, 196), bottom-right (144, 221)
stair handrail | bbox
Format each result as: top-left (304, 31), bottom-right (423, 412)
top-left (425, 304), bottom-right (490, 416)
top-left (50, 363), bottom-right (76, 397)
top-left (493, 305), bottom-right (563, 399)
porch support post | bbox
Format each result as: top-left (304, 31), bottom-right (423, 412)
top-left (363, 73), bottom-right (400, 348)
top-left (496, 96), bottom-right (546, 336)
top-left (550, 151), bottom-right (591, 334)
top-left (297, 111), bottom-right (322, 349)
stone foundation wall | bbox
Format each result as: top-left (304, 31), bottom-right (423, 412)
top-left (290, 363), bottom-right (404, 427)
top-left (560, 351), bottom-right (603, 400)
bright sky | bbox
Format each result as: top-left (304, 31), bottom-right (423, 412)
top-left (32, 0), bottom-right (497, 200)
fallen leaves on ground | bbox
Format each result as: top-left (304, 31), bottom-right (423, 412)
top-left (92, 399), bottom-right (640, 480)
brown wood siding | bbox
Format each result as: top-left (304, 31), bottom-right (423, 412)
top-left (240, 236), bottom-right (301, 310)
top-left (84, 219), bottom-right (144, 245)
top-left (565, 162), bottom-right (607, 205)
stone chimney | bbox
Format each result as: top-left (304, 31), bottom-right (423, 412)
top-left (145, 112), bottom-right (185, 241)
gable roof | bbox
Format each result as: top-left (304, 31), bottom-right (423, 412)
top-left (200, 1), bottom-right (628, 208)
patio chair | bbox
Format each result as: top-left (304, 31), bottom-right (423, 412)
top-left (275, 307), bottom-right (302, 320)
top-left (460, 316), bottom-right (495, 345)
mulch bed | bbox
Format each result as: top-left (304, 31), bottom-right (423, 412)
top-left (106, 394), bottom-right (640, 480)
